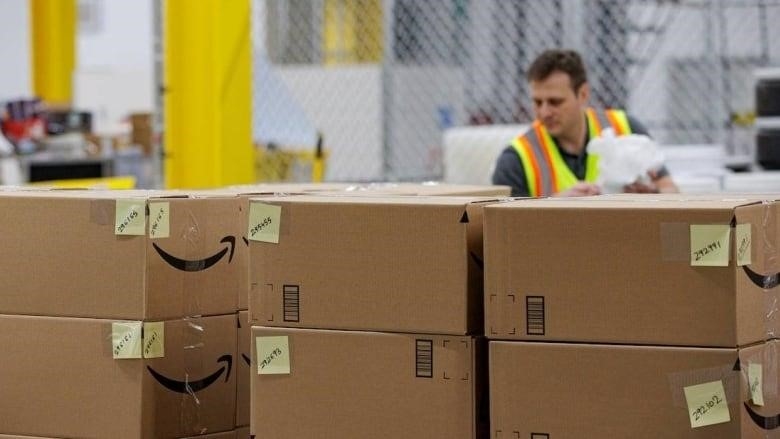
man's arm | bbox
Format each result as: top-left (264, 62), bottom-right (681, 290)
top-left (492, 147), bottom-right (530, 197)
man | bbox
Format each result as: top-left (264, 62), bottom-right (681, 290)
top-left (492, 49), bottom-right (678, 197)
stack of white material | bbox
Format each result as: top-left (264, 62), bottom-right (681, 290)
top-left (660, 144), bottom-right (729, 193)
top-left (442, 124), bottom-right (527, 185)
top-left (724, 171), bottom-right (780, 192)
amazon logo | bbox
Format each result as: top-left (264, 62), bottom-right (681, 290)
top-left (743, 266), bottom-right (780, 289)
top-left (470, 251), bottom-right (484, 270)
top-left (153, 236), bottom-right (236, 272)
top-left (237, 316), bottom-right (251, 366)
top-left (745, 403), bottom-right (780, 430)
top-left (147, 354), bottom-right (233, 393)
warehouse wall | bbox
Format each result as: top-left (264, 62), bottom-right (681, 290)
top-left (74, 0), bottom-right (154, 133)
top-left (0, 0), bottom-right (31, 101)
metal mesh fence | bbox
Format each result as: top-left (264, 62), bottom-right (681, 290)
top-left (250, 0), bottom-right (780, 184)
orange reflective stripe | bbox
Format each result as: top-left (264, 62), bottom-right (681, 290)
top-left (586, 108), bottom-right (602, 135)
top-left (605, 110), bottom-right (626, 135)
top-left (519, 136), bottom-right (542, 197)
top-left (533, 122), bottom-right (559, 193)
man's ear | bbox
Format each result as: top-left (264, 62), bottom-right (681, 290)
top-left (578, 82), bottom-right (590, 103)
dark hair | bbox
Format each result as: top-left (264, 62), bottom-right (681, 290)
top-left (527, 49), bottom-right (588, 92)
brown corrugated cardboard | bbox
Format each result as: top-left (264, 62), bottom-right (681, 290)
top-left (250, 327), bottom-right (487, 439)
top-left (485, 198), bottom-right (780, 347)
top-left (236, 311), bottom-right (251, 427)
top-left (490, 340), bottom-right (780, 439)
top-left (0, 313), bottom-right (237, 438)
top-left (183, 431), bottom-right (237, 439)
top-left (0, 431), bottom-right (238, 439)
top-left (0, 190), bottom-right (244, 320)
top-left (249, 195), bottom-right (492, 334)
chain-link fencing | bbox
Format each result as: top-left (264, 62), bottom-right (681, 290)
top-left (251, 0), bottom-right (780, 184)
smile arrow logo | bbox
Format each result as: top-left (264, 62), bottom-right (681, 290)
top-left (744, 403), bottom-right (780, 430)
top-left (743, 266), bottom-right (780, 289)
top-left (147, 354), bottom-right (233, 393)
top-left (237, 317), bottom-right (251, 366)
top-left (153, 236), bottom-right (236, 272)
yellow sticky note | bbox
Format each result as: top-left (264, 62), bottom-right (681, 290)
top-left (736, 224), bottom-right (752, 267)
top-left (115, 199), bottom-right (146, 236)
top-left (256, 336), bottom-right (290, 375)
top-left (683, 380), bottom-right (731, 428)
top-left (690, 225), bottom-right (731, 267)
top-left (112, 321), bottom-right (143, 359)
top-left (248, 202), bottom-right (281, 243)
top-left (149, 202), bottom-right (170, 239)
top-left (143, 322), bottom-right (165, 359)
top-left (749, 363), bottom-right (764, 406)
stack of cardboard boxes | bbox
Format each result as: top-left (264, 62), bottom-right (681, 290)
top-left (485, 197), bottom-right (780, 438)
top-left (0, 190), bottom-right (246, 438)
top-left (246, 194), bottom-right (498, 438)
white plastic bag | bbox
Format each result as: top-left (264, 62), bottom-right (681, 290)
top-left (587, 128), bottom-right (665, 193)
top-left (0, 133), bottom-right (23, 185)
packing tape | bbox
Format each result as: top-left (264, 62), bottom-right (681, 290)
top-left (180, 316), bottom-right (207, 432)
top-left (89, 199), bottom-right (114, 226)
top-left (759, 202), bottom-right (780, 342)
top-left (667, 339), bottom-right (780, 408)
top-left (667, 363), bottom-right (740, 409)
top-left (659, 222), bottom-right (692, 262)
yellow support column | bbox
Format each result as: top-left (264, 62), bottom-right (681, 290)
top-left (30, 0), bottom-right (76, 106)
top-left (164, 0), bottom-right (254, 188)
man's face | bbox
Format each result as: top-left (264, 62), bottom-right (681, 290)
top-left (529, 71), bottom-right (589, 138)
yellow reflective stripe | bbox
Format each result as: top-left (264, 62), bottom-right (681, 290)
top-left (606, 109), bottom-right (632, 135)
top-left (511, 137), bottom-right (540, 197)
top-left (537, 124), bottom-right (578, 193)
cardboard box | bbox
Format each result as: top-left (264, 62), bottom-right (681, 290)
top-left (236, 311), bottom-right (251, 427)
top-left (0, 313), bottom-right (237, 438)
top-left (0, 431), bottom-right (238, 439)
top-left (183, 431), bottom-right (237, 439)
top-left (490, 340), bottom-right (780, 439)
top-left (485, 198), bottom-right (779, 347)
top-left (250, 327), bottom-right (487, 439)
top-left (0, 190), bottom-right (245, 320)
top-left (249, 195), bottom-right (492, 334)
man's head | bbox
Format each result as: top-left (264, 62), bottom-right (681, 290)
top-left (526, 49), bottom-right (589, 140)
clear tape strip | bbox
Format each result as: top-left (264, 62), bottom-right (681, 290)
top-left (668, 363), bottom-right (740, 409)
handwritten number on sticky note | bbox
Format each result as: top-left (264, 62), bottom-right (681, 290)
top-left (260, 347), bottom-right (283, 370)
top-left (691, 394), bottom-right (724, 421)
top-left (693, 240), bottom-right (722, 262)
top-left (250, 216), bottom-right (272, 238)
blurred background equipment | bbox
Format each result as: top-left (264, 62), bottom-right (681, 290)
top-left (755, 67), bottom-right (780, 169)
top-left (6, 0), bottom-right (780, 190)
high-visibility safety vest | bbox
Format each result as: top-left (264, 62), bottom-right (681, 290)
top-left (510, 107), bottom-right (632, 197)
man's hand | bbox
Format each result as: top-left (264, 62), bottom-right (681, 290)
top-left (623, 180), bottom-right (659, 193)
top-left (554, 182), bottom-right (602, 197)
top-left (623, 170), bottom-right (679, 194)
